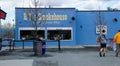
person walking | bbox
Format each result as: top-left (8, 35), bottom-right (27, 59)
top-left (98, 34), bottom-right (107, 57)
top-left (113, 30), bottom-right (120, 57)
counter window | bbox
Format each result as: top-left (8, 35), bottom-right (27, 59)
top-left (20, 30), bottom-right (45, 40)
top-left (47, 30), bottom-right (71, 40)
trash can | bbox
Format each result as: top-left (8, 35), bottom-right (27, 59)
top-left (0, 38), bottom-right (2, 50)
top-left (36, 41), bottom-right (42, 55)
top-left (34, 41), bottom-right (46, 55)
top-left (42, 42), bottom-right (46, 55)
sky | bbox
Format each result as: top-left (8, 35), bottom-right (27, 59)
top-left (0, 0), bottom-right (120, 24)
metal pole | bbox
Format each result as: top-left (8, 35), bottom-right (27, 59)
top-left (22, 40), bottom-right (24, 49)
top-left (13, 40), bottom-right (15, 50)
top-left (58, 39), bottom-right (61, 51)
top-left (99, 11), bottom-right (102, 34)
top-left (9, 40), bottom-right (11, 51)
top-left (58, 35), bottom-right (61, 51)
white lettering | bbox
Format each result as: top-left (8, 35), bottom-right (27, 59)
top-left (24, 13), bottom-right (27, 20)
top-left (24, 12), bottom-right (68, 21)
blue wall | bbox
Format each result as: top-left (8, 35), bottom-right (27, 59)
top-left (15, 8), bottom-right (76, 46)
top-left (76, 11), bottom-right (97, 45)
top-left (15, 8), bottom-right (120, 46)
top-left (76, 11), bottom-right (120, 45)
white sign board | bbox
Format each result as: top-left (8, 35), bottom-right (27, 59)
top-left (96, 25), bottom-right (107, 34)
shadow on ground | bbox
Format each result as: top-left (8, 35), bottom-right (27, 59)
top-left (0, 47), bottom-right (113, 60)
top-left (0, 48), bottom-right (53, 60)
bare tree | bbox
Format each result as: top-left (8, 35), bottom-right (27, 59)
top-left (107, 7), bottom-right (119, 11)
top-left (2, 22), bottom-right (14, 39)
top-left (94, 10), bottom-right (107, 35)
top-left (29, 0), bottom-right (43, 55)
top-left (27, 0), bottom-right (44, 40)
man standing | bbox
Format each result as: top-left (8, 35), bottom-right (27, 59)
top-left (114, 30), bottom-right (120, 57)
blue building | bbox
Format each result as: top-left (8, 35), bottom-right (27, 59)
top-left (15, 8), bottom-right (120, 46)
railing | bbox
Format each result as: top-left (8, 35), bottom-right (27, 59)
top-left (13, 39), bottom-right (61, 51)
top-left (1, 39), bottom-right (61, 52)
top-left (2, 39), bottom-right (14, 51)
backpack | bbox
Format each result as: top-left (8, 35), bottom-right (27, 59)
top-left (96, 37), bottom-right (100, 42)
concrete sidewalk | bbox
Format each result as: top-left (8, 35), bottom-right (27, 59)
top-left (0, 46), bottom-right (119, 66)
top-left (0, 47), bottom-right (9, 52)
top-left (0, 59), bottom-right (33, 66)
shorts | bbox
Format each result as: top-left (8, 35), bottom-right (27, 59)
top-left (100, 43), bottom-right (106, 48)
top-left (116, 44), bottom-right (120, 53)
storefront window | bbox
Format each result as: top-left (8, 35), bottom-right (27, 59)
top-left (20, 30), bottom-right (45, 40)
top-left (47, 30), bottom-right (71, 40)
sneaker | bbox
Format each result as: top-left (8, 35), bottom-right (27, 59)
top-left (99, 52), bottom-right (102, 57)
top-left (115, 53), bottom-right (118, 57)
top-left (103, 53), bottom-right (105, 57)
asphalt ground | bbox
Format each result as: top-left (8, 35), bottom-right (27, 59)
top-left (0, 47), bottom-right (120, 66)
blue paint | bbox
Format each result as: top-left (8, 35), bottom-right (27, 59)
top-left (15, 8), bottom-right (120, 46)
